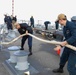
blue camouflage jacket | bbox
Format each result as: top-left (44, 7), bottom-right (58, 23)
top-left (63, 20), bottom-right (76, 46)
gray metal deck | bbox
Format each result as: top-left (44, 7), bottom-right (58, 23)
top-left (0, 33), bottom-right (69, 75)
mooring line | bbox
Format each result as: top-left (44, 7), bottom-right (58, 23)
top-left (0, 33), bottom-right (76, 51)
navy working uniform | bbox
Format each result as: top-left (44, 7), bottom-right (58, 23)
top-left (44, 21), bottom-right (51, 30)
top-left (60, 20), bottom-right (76, 75)
top-left (55, 20), bottom-right (59, 30)
top-left (18, 23), bottom-right (33, 55)
top-left (4, 15), bottom-right (12, 30)
top-left (30, 16), bottom-right (34, 28)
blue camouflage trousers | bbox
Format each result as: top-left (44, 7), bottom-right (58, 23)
top-left (60, 47), bottom-right (76, 75)
top-left (67, 51), bottom-right (76, 75)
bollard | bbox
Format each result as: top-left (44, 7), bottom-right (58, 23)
top-left (14, 50), bottom-right (29, 70)
top-left (8, 46), bottom-right (20, 63)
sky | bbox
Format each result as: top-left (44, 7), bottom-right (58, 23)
top-left (0, 0), bottom-right (76, 24)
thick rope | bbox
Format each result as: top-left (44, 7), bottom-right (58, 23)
top-left (0, 33), bottom-right (76, 51)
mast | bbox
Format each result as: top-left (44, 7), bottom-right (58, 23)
top-left (12, 0), bottom-right (14, 16)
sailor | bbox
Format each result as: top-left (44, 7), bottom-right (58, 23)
top-left (14, 22), bottom-right (33, 56)
top-left (44, 21), bottom-right (51, 30)
top-left (52, 14), bottom-right (76, 75)
top-left (4, 14), bottom-right (12, 30)
top-left (55, 20), bottom-right (59, 30)
top-left (71, 16), bottom-right (76, 25)
top-left (30, 16), bottom-right (34, 28)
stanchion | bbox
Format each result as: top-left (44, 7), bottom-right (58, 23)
top-left (14, 50), bottom-right (29, 70)
top-left (8, 46), bottom-right (20, 63)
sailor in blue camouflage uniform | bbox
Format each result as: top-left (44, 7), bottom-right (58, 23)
top-left (14, 22), bottom-right (33, 56)
top-left (52, 14), bottom-right (76, 75)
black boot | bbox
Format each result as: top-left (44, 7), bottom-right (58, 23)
top-left (28, 47), bottom-right (32, 56)
top-left (28, 52), bottom-right (32, 56)
top-left (52, 65), bottom-right (64, 73)
top-left (20, 48), bottom-right (24, 50)
top-left (52, 68), bottom-right (63, 73)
